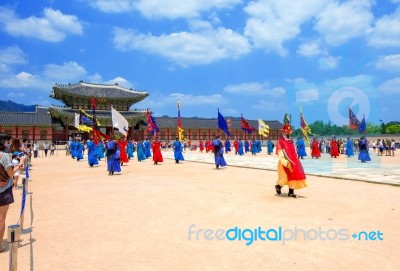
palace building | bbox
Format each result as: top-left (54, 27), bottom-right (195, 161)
top-left (0, 82), bottom-right (283, 143)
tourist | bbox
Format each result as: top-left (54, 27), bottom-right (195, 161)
top-left (390, 139), bottom-right (396, 156)
top-left (0, 135), bottom-right (24, 253)
top-left (274, 115), bottom-right (307, 198)
top-left (43, 142), bottom-right (49, 157)
top-left (11, 152), bottom-right (22, 189)
top-left (33, 141), bottom-right (39, 158)
top-left (50, 142), bottom-right (56, 156)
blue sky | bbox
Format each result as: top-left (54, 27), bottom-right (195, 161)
top-left (0, 0), bottom-right (399, 128)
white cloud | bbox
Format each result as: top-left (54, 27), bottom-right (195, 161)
top-left (169, 93), bottom-right (226, 106)
top-left (251, 100), bottom-right (287, 111)
top-left (0, 71), bottom-right (46, 89)
top-left (43, 62), bottom-right (87, 83)
top-left (113, 27), bottom-right (251, 66)
top-left (378, 77), bottom-right (400, 94)
top-left (368, 7), bottom-right (400, 48)
top-left (0, 60), bottom-right (132, 95)
top-left (223, 82), bottom-right (286, 97)
top-left (104, 77), bottom-right (134, 88)
top-left (87, 0), bottom-right (136, 13)
top-left (7, 92), bottom-right (26, 98)
top-left (297, 41), bottom-right (323, 57)
top-left (296, 89), bottom-right (319, 102)
top-left (88, 0), bottom-right (241, 19)
top-left (0, 46), bottom-right (27, 65)
top-left (244, 0), bottom-right (330, 56)
top-left (318, 55), bottom-right (340, 70)
top-left (140, 92), bottom-right (227, 109)
top-left (314, 0), bottom-right (374, 45)
top-left (0, 7), bottom-right (83, 42)
top-left (375, 55), bottom-right (400, 72)
top-left (220, 108), bottom-right (239, 117)
top-left (323, 75), bottom-right (374, 91)
top-left (224, 82), bottom-right (268, 94)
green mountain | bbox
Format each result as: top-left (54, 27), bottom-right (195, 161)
top-left (0, 100), bottom-right (36, 112)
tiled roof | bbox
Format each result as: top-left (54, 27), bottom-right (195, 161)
top-left (156, 117), bottom-right (283, 129)
top-left (0, 112), bottom-right (57, 126)
top-left (48, 106), bottom-right (146, 117)
top-left (0, 109), bottom-right (283, 130)
top-left (51, 82), bottom-right (149, 100)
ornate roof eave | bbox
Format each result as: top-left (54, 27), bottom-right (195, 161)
top-left (48, 107), bottom-right (147, 127)
top-left (51, 82), bottom-right (149, 107)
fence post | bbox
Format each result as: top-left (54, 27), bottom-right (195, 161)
top-left (7, 224), bottom-right (21, 271)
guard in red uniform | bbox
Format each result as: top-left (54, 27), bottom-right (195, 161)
top-left (311, 137), bottom-right (321, 159)
top-left (330, 137), bottom-right (339, 158)
top-left (151, 137), bottom-right (163, 165)
top-left (274, 115), bottom-right (307, 198)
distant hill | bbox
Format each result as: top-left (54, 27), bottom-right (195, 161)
top-left (0, 100), bottom-right (36, 112)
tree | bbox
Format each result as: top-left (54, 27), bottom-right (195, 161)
top-left (385, 124), bottom-right (400, 134)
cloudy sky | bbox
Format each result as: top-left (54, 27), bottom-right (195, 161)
top-left (0, 0), bottom-right (399, 127)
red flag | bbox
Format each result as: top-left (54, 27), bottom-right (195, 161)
top-left (91, 96), bottom-right (97, 110)
top-left (349, 108), bottom-right (360, 130)
top-left (241, 114), bottom-right (256, 134)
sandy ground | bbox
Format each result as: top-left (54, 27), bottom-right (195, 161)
top-left (1, 151), bottom-right (399, 271)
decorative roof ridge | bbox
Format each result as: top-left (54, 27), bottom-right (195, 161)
top-left (54, 81), bottom-right (148, 95)
top-left (50, 104), bottom-right (71, 108)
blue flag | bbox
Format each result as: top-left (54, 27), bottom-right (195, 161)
top-left (358, 115), bottom-right (366, 134)
top-left (218, 110), bottom-right (231, 136)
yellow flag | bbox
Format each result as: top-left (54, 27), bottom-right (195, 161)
top-left (258, 119), bottom-right (270, 137)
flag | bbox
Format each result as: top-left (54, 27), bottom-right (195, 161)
top-left (258, 119), bottom-right (270, 137)
top-left (349, 108), bottom-right (360, 130)
top-left (358, 115), bottom-right (366, 134)
top-left (111, 106), bottom-right (129, 137)
top-left (78, 109), bottom-right (98, 133)
top-left (146, 109), bottom-right (159, 136)
top-left (177, 99), bottom-right (185, 141)
top-left (241, 114), bottom-right (256, 134)
top-left (217, 109), bottom-right (231, 136)
top-left (74, 113), bottom-right (80, 129)
top-left (91, 96), bottom-right (97, 115)
top-left (300, 105), bottom-right (312, 143)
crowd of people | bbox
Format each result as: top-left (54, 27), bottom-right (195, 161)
top-left (0, 134), bottom-right (30, 253)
